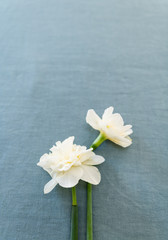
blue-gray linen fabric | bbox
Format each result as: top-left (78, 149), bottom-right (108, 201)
top-left (0, 1), bottom-right (168, 240)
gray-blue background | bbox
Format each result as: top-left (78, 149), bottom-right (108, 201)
top-left (0, 1), bottom-right (168, 240)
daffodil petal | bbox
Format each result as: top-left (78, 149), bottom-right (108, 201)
top-left (116, 139), bottom-right (132, 148)
top-left (86, 109), bottom-right (101, 130)
top-left (79, 149), bottom-right (94, 162)
top-left (84, 155), bottom-right (105, 165)
top-left (61, 136), bottom-right (74, 154)
top-left (42, 167), bottom-right (53, 177)
top-left (37, 153), bottom-right (48, 167)
top-left (80, 165), bottom-right (101, 185)
top-left (62, 136), bottom-right (75, 145)
top-left (44, 177), bottom-right (58, 194)
top-left (37, 155), bottom-right (54, 176)
top-left (108, 134), bottom-right (132, 148)
top-left (56, 166), bottom-right (83, 188)
top-left (102, 106), bottom-right (114, 120)
top-left (121, 129), bottom-right (133, 137)
top-left (112, 113), bottom-right (124, 126)
top-left (122, 125), bottom-right (132, 131)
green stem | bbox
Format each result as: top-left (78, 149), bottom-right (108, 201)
top-left (72, 187), bottom-right (77, 206)
top-left (90, 133), bottom-right (106, 150)
top-left (87, 133), bottom-right (106, 240)
top-left (71, 187), bottom-right (78, 240)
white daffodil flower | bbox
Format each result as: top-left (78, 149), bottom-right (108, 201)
top-left (86, 106), bottom-right (133, 148)
top-left (37, 136), bottom-right (105, 194)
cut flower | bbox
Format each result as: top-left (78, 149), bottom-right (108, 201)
top-left (86, 106), bottom-right (133, 148)
top-left (37, 136), bottom-right (105, 194)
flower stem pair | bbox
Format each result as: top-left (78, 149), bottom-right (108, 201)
top-left (71, 133), bottom-right (106, 240)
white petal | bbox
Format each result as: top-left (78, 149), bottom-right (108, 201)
top-left (50, 145), bottom-right (57, 153)
top-left (62, 136), bottom-right (75, 145)
top-left (54, 136), bottom-right (74, 156)
top-left (42, 167), bottom-right (53, 177)
top-left (102, 106), bottom-right (114, 120)
top-left (84, 155), bottom-right (105, 165)
top-left (79, 149), bottom-right (95, 163)
top-left (62, 136), bottom-right (74, 152)
top-left (58, 162), bottom-right (73, 172)
top-left (80, 165), bottom-right (101, 185)
top-left (116, 139), bottom-right (132, 147)
top-left (37, 153), bottom-right (48, 166)
top-left (112, 113), bottom-right (124, 126)
top-left (107, 133), bottom-right (132, 148)
top-left (56, 141), bottom-right (61, 146)
top-left (44, 177), bottom-right (58, 194)
top-left (37, 154), bottom-right (52, 172)
top-left (56, 166), bottom-right (83, 188)
top-left (121, 129), bottom-right (133, 137)
top-left (122, 125), bottom-right (132, 131)
top-left (86, 109), bottom-right (101, 130)
top-left (37, 161), bottom-right (42, 167)
top-left (37, 155), bottom-right (55, 177)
